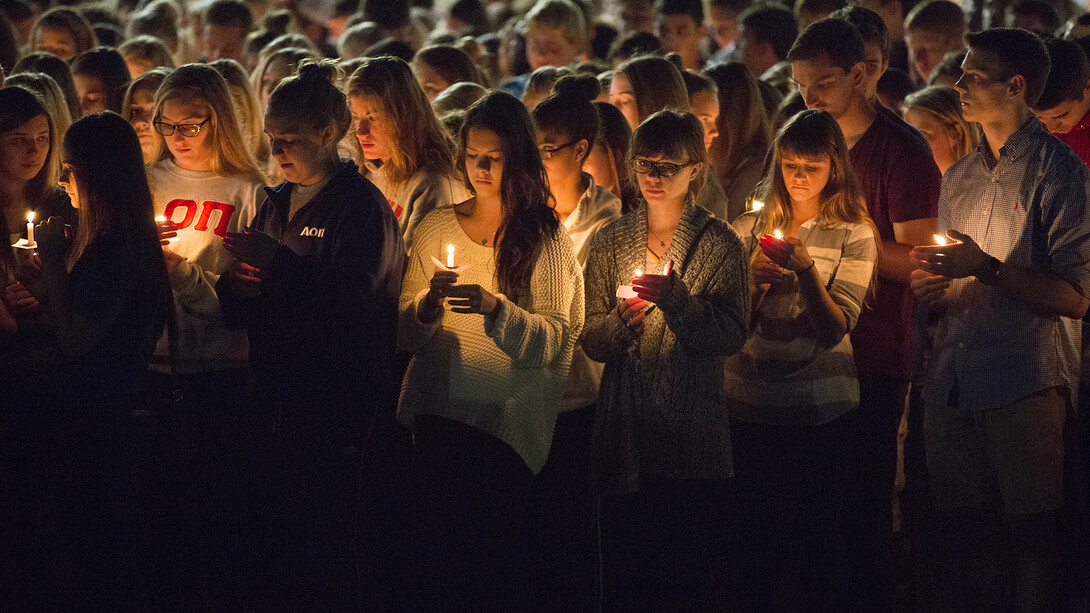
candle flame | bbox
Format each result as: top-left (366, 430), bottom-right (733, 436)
top-left (934, 234), bottom-right (946, 246)
top-left (27, 211), bottom-right (34, 223)
top-left (447, 244), bottom-right (454, 255)
top-left (773, 229), bottom-right (783, 239)
top-left (751, 199), bottom-right (764, 211)
top-left (156, 215), bottom-right (167, 222)
top-left (634, 269), bottom-right (643, 278)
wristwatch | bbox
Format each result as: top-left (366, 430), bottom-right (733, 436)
top-left (974, 255), bottom-right (1001, 286)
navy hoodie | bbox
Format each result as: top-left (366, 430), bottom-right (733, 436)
top-left (218, 160), bottom-right (406, 439)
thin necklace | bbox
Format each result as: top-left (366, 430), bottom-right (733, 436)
top-left (648, 226), bottom-right (670, 250)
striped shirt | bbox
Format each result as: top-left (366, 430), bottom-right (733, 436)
top-left (927, 117), bottom-right (1090, 411)
top-left (725, 211), bottom-right (878, 426)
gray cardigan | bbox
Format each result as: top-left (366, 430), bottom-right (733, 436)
top-left (582, 202), bottom-right (750, 494)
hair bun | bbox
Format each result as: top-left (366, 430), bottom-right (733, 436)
top-left (295, 58), bottom-right (340, 85)
top-left (552, 73), bottom-right (599, 103)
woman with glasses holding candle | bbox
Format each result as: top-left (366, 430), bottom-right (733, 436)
top-left (17, 111), bottom-right (168, 609)
top-left (398, 90), bottom-right (583, 611)
top-left (725, 109), bottom-right (879, 611)
top-left (530, 71), bottom-right (622, 611)
top-left (582, 108), bottom-right (749, 611)
top-left (145, 63), bottom-right (265, 599)
top-left (346, 56), bottom-right (468, 249)
top-left (216, 59), bottom-right (406, 611)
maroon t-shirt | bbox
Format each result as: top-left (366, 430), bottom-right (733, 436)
top-left (849, 108), bottom-right (941, 381)
top-left (1055, 108), bottom-right (1090, 168)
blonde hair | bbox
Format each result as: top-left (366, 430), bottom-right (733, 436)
top-left (755, 109), bottom-right (879, 291)
top-left (526, 0), bottom-right (587, 47)
top-left (901, 85), bottom-right (980, 162)
top-left (346, 56), bottom-right (457, 187)
top-left (209, 58), bottom-right (271, 165)
top-left (122, 68), bottom-right (171, 164)
top-left (152, 63), bottom-right (264, 180)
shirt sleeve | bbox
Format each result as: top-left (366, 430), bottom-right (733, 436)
top-left (828, 224), bottom-right (878, 331)
top-left (580, 228), bottom-right (639, 362)
top-left (397, 212), bottom-right (444, 351)
top-left (1041, 164), bottom-right (1090, 295)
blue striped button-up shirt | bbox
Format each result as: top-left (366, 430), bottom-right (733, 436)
top-left (927, 117), bottom-right (1090, 411)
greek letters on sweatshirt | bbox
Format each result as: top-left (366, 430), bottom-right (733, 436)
top-left (148, 159), bottom-right (264, 373)
top-left (363, 160), bottom-right (470, 248)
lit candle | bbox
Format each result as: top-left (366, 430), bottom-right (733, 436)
top-left (446, 244), bottom-right (455, 268)
top-left (26, 212), bottom-right (34, 244)
top-left (773, 229), bottom-right (783, 239)
top-left (156, 215), bottom-right (167, 223)
top-left (751, 199), bottom-right (764, 212)
top-left (634, 268), bottom-right (642, 278)
top-left (617, 268), bottom-right (642, 300)
top-left (933, 234), bottom-right (946, 246)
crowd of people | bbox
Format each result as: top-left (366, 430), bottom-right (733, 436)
top-left (0, 0), bottom-right (1088, 610)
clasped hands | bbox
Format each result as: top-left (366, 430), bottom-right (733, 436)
top-left (909, 230), bottom-right (988, 305)
top-left (426, 269), bottom-right (499, 316)
top-left (222, 228), bottom-right (279, 299)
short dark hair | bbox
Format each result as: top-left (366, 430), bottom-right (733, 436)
top-left (794, 0), bottom-right (847, 20)
top-left (706, 0), bottom-right (749, 16)
top-left (904, 0), bottom-right (965, 38)
top-left (655, 0), bottom-right (703, 25)
top-left (1009, 0), bottom-right (1060, 35)
top-left (206, 0), bottom-right (253, 32)
top-left (787, 18), bottom-right (865, 74)
top-left (739, 5), bottom-right (798, 61)
top-left (830, 5), bottom-right (890, 64)
top-left (966, 28), bottom-right (1050, 107)
top-left (1033, 37), bottom-right (1089, 110)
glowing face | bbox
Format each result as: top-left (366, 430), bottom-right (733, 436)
top-left (34, 26), bottom-right (77, 60)
top-left (953, 49), bottom-right (1009, 125)
top-left (204, 23), bottom-right (245, 62)
top-left (464, 127), bottom-right (504, 200)
top-left (348, 94), bottom-right (394, 163)
top-left (656, 14), bottom-right (701, 68)
top-left (525, 25), bottom-right (580, 71)
top-left (127, 85), bottom-right (158, 163)
top-left (159, 98), bottom-right (215, 172)
top-left (58, 158), bottom-right (78, 207)
top-left (903, 107), bottom-right (961, 175)
top-left (634, 153), bottom-right (700, 207)
top-left (689, 90), bottom-right (720, 151)
top-left (414, 60), bottom-right (450, 101)
top-left (265, 115), bottom-right (331, 186)
top-left (610, 71), bottom-right (639, 130)
top-left (791, 55), bottom-right (858, 119)
top-left (0, 114), bottom-right (50, 184)
top-left (780, 152), bottom-right (831, 208)
top-left (74, 74), bottom-right (109, 115)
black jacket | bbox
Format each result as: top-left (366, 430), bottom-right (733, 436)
top-left (218, 161), bottom-right (406, 424)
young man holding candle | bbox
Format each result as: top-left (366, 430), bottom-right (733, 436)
top-left (910, 28), bottom-right (1090, 612)
top-left (788, 18), bottom-right (941, 610)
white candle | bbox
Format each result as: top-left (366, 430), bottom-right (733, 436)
top-left (446, 244), bottom-right (455, 268)
top-left (751, 199), bottom-right (764, 212)
top-left (773, 229), bottom-right (783, 239)
top-left (26, 212), bottom-right (34, 244)
top-left (617, 269), bottom-right (642, 300)
top-left (933, 234), bottom-right (946, 246)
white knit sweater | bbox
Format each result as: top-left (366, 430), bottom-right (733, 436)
top-left (397, 205), bottom-right (585, 473)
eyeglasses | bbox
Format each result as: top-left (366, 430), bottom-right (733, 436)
top-left (632, 158), bottom-right (696, 178)
top-left (153, 117), bottom-right (210, 137)
top-left (539, 140), bottom-right (579, 160)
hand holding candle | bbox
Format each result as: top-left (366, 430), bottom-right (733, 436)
top-left (759, 231), bottom-right (814, 272)
top-left (616, 268), bottom-right (642, 300)
top-left (631, 260), bottom-right (675, 305)
top-left (910, 229), bottom-right (986, 279)
top-left (155, 215), bottom-right (179, 246)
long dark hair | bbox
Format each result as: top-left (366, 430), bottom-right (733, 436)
top-left (63, 112), bottom-right (162, 272)
top-left (459, 91), bottom-right (559, 298)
